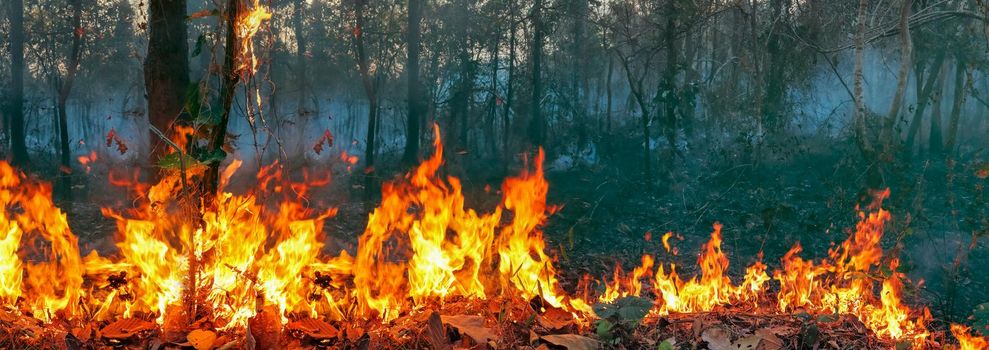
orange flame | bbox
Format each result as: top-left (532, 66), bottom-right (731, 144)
top-left (0, 128), bottom-right (937, 348)
top-left (951, 324), bottom-right (989, 350)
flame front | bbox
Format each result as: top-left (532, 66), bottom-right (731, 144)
top-left (0, 126), bottom-right (944, 348)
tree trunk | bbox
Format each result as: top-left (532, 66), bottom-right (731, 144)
top-left (662, 0), bottom-right (678, 160)
top-left (293, 0), bottom-right (308, 110)
top-left (353, 0), bottom-right (378, 196)
top-left (852, 0), bottom-right (875, 160)
top-left (145, 0), bottom-right (190, 171)
top-left (7, 0), bottom-right (29, 167)
top-left (945, 62), bottom-right (972, 153)
top-left (881, 0), bottom-right (912, 156)
top-left (486, 30), bottom-right (499, 157)
top-left (528, 0), bottom-right (545, 147)
top-left (503, 8), bottom-right (516, 170)
top-left (403, 0), bottom-right (423, 166)
top-left (202, 0), bottom-right (240, 201)
top-left (55, 0), bottom-right (84, 198)
top-left (904, 54), bottom-right (945, 156)
top-left (928, 63), bottom-right (948, 158)
top-left (762, 0), bottom-right (787, 133)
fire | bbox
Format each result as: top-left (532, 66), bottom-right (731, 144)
top-left (0, 125), bottom-right (948, 348)
top-left (235, 0), bottom-right (272, 76)
top-left (951, 324), bottom-right (989, 350)
top-left (593, 190), bottom-right (929, 347)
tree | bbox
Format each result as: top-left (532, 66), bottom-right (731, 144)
top-left (528, 0), bottom-right (546, 147)
top-left (145, 0), bottom-right (191, 171)
top-left (403, 0), bottom-right (423, 165)
top-left (352, 0), bottom-right (379, 195)
top-left (53, 0), bottom-right (85, 197)
top-left (7, 0), bottom-right (29, 167)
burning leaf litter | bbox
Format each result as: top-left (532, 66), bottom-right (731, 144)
top-left (0, 125), bottom-right (980, 349)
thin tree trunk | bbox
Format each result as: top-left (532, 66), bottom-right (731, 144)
top-left (606, 50), bottom-right (613, 133)
top-left (55, 0), bottom-right (84, 198)
top-left (881, 0), bottom-right (912, 156)
top-left (928, 63), bottom-right (948, 157)
top-left (487, 30), bottom-right (499, 157)
top-left (662, 0), bottom-right (679, 162)
top-left (353, 0), bottom-right (378, 196)
top-left (203, 0), bottom-right (240, 200)
top-left (904, 54), bottom-right (945, 155)
top-left (945, 62), bottom-right (972, 153)
top-left (528, 0), bottom-right (545, 147)
top-left (8, 0), bottom-right (29, 166)
top-left (403, 0), bottom-right (422, 165)
top-left (503, 8), bottom-right (516, 170)
top-left (852, 0), bottom-right (876, 159)
top-left (145, 0), bottom-right (190, 171)
top-left (293, 0), bottom-right (307, 110)
top-left (617, 52), bottom-right (652, 188)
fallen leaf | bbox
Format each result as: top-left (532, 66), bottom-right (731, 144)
top-left (441, 314), bottom-right (497, 345)
top-left (100, 318), bottom-right (154, 340)
top-left (287, 318), bottom-right (338, 340)
top-left (536, 306), bottom-right (575, 330)
top-left (71, 324), bottom-right (93, 343)
top-left (187, 329), bottom-right (217, 350)
top-left (541, 334), bottom-right (600, 350)
top-left (427, 312), bottom-right (453, 350)
top-left (731, 335), bottom-right (760, 350)
top-left (701, 327), bottom-right (732, 350)
top-left (754, 328), bottom-right (783, 350)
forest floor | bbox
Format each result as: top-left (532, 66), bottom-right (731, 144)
top-left (55, 135), bottom-right (989, 348)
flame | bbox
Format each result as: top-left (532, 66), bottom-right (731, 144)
top-left (0, 127), bottom-right (939, 348)
top-left (951, 324), bottom-right (989, 350)
top-left (235, 0), bottom-right (272, 76)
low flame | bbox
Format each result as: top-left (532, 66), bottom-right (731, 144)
top-left (0, 126), bottom-right (942, 347)
top-left (951, 324), bottom-right (988, 350)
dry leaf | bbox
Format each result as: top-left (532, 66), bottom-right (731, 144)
top-left (71, 324), bottom-right (93, 343)
top-left (100, 318), bottom-right (154, 340)
top-left (426, 312), bottom-right (453, 350)
top-left (754, 328), bottom-right (783, 350)
top-left (701, 327), bottom-right (732, 350)
top-left (536, 307), bottom-right (575, 330)
top-left (731, 335), bottom-right (761, 350)
top-left (287, 318), bottom-right (338, 340)
top-left (187, 329), bottom-right (217, 350)
top-left (249, 305), bottom-right (281, 349)
top-left (441, 314), bottom-right (497, 345)
top-left (540, 334), bottom-right (600, 350)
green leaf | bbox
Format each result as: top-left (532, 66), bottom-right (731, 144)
top-left (592, 296), bottom-right (653, 325)
top-left (657, 339), bottom-right (675, 350)
top-left (192, 34), bottom-right (205, 57)
top-left (184, 83), bottom-right (202, 121)
top-left (816, 314), bottom-right (838, 323)
top-left (158, 152), bottom-right (204, 170)
top-left (196, 149), bottom-right (227, 165)
top-left (594, 319), bottom-right (613, 341)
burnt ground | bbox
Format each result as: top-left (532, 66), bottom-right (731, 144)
top-left (59, 132), bottom-right (989, 334)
